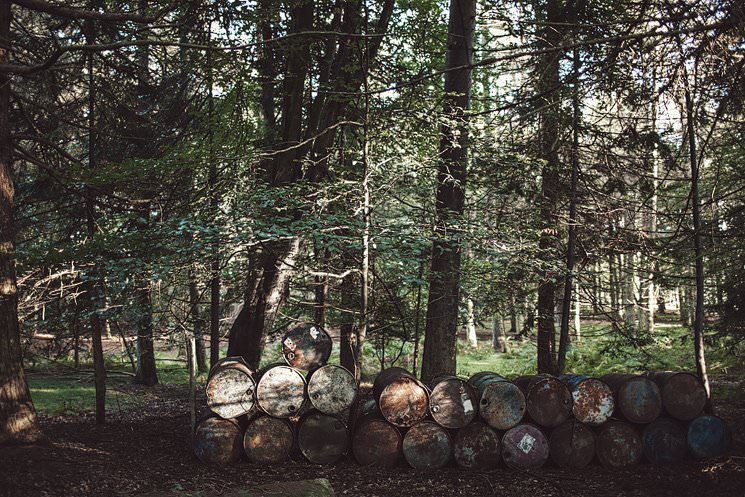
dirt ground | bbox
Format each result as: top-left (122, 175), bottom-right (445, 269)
top-left (1, 383), bottom-right (744, 497)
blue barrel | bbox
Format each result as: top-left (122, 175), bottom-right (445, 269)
top-left (468, 372), bottom-right (525, 430)
top-left (687, 415), bottom-right (732, 459)
top-left (642, 417), bottom-right (688, 464)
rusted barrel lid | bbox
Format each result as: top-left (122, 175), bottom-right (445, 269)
top-left (243, 415), bottom-right (295, 464)
top-left (402, 420), bottom-right (453, 470)
top-left (193, 416), bottom-right (243, 464)
top-left (549, 420), bottom-right (596, 468)
top-left (559, 374), bottom-right (614, 426)
top-left (453, 421), bottom-right (500, 470)
top-left (282, 323), bottom-right (332, 371)
top-left (687, 415), bottom-right (732, 459)
top-left (601, 374), bottom-right (662, 424)
top-left (352, 414), bottom-right (402, 467)
top-left (205, 356), bottom-right (256, 419)
top-left (596, 420), bottom-right (643, 467)
top-left (501, 423), bottom-right (549, 469)
top-left (256, 364), bottom-right (307, 418)
top-left (516, 375), bottom-right (573, 428)
top-left (468, 372), bottom-right (525, 430)
top-left (642, 417), bottom-right (688, 464)
top-left (297, 410), bottom-right (349, 464)
top-left (307, 364), bottom-right (358, 415)
top-left (374, 367), bottom-right (429, 428)
top-left (646, 371), bottom-right (707, 421)
top-left (428, 375), bottom-right (478, 429)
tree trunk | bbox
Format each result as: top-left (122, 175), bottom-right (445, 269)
top-left (188, 277), bottom-right (207, 372)
top-left (420, 0), bottom-right (475, 382)
top-left (0, 0), bottom-right (44, 443)
top-left (492, 315), bottom-right (507, 353)
top-left (574, 280), bottom-right (581, 342)
top-left (536, 0), bottom-right (564, 375)
top-left (683, 73), bottom-right (710, 398)
top-left (134, 275), bottom-right (158, 385)
top-left (465, 297), bottom-right (477, 348)
top-left (339, 271), bottom-right (359, 381)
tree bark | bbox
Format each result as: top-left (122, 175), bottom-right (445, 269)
top-left (339, 271), bottom-right (359, 381)
top-left (0, 0), bottom-right (44, 444)
top-left (465, 297), bottom-right (477, 348)
top-left (188, 277), bottom-right (207, 372)
top-left (492, 315), bottom-right (507, 353)
top-left (536, 0), bottom-right (564, 375)
top-left (420, 0), bottom-right (475, 382)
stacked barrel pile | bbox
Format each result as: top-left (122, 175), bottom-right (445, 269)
top-left (193, 323), bottom-right (360, 465)
top-left (192, 323), bottom-right (731, 469)
top-left (355, 369), bottom-right (731, 469)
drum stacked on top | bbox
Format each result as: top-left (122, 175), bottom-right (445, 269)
top-left (193, 325), bottom-right (731, 469)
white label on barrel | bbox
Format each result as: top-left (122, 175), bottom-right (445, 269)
top-left (284, 338), bottom-right (295, 350)
top-left (517, 433), bottom-right (536, 454)
top-left (462, 396), bottom-right (474, 414)
top-left (310, 327), bottom-right (320, 339)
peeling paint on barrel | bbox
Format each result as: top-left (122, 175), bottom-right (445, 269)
top-left (193, 416), bottom-right (243, 464)
top-left (468, 372), bottom-right (525, 430)
top-left (374, 368), bottom-right (429, 428)
top-left (256, 364), bottom-right (307, 418)
top-left (601, 374), bottom-right (662, 424)
top-left (307, 364), bottom-right (358, 415)
top-left (453, 421), bottom-right (500, 470)
top-left (428, 375), bottom-right (478, 429)
top-left (501, 423), bottom-right (549, 469)
top-left (352, 414), bottom-right (402, 467)
top-left (282, 323), bottom-right (333, 371)
top-left (559, 374), bottom-right (614, 426)
top-left (402, 420), bottom-right (453, 470)
top-left (687, 415), bottom-right (732, 459)
top-left (596, 420), bottom-right (643, 467)
top-left (549, 420), bottom-right (596, 468)
top-left (297, 410), bottom-right (349, 464)
top-left (515, 375), bottom-right (572, 428)
top-left (642, 417), bottom-right (688, 464)
top-left (646, 371), bottom-right (707, 421)
top-left (243, 415), bottom-right (295, 463)
top-left (205, 357), bottom-right (256, 419)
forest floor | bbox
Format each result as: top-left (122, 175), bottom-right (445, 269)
top-left (1, 379), bottom-right (744, 497)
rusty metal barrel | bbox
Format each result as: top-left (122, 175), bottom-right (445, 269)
top-left (642, 417), bottom-right (688, 464)
top-left (427, 375), bottom-right (478, 429)
top-left (514, 375), bottom-right (572, 428)
top-left (646, 371), bottom-right (707, 421)
top-left (243, 415), bottom-right (295, 464)
top-left (307, 364), bottom-right (358, 415)
top-left (205, 356), bottom-right (256, 419)
top-left (501, 423), bottom-right (549, 469)
top-left (596, 420), bottom-right (643, 467)
top-left (687, 415), bottom-right (732, 459)
top-left (373, 367), bottom-right (429, 428)
top-left (256, 364), bottom-right (307, 418)
top-left (193, 416), bottom-right (244, 464)
top-left (453, 421), bottom-right (500, 470)
top-left (549, 420), bottom-right (596, 468)
top-left (468, 372), bottom-right (525, 430)
top-left (352, 413), bottom-right (403, 467)
top-left (559, 374), bottom-right (614, 426)
top-left (297, 410), bottom-right (349, 464)
top-left (282, 323), bottom-right (333, 371)
top-left (601, 374), bottom-right (662, 424)
top-left (402, 420), bottom-right (453, 470)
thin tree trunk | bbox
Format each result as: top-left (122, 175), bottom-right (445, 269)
top-left (558, 40), bottom-right (580, 374)
top-left (85, 13), bottom-right (106, 422)
top-left (492, 315), bottom-right (507, 353)
top-left (683, 70), bottom-right (710, 398)
top-left (188, 277), bottom-right (207, 372)
top-left (421, 0), bottom-right (475, 382)
top-left (186, 332), bottom-right (197, 432)
top-left (412, 256), bottom-right (425, 377)
top-left (574, 280), bottom-right (581, 342)
top-left (0, 0), bottom-right (44, 443)
top-left (465, 297), bottom-right (477, 348)
top-left (339, 271), bottom-right (359, 381)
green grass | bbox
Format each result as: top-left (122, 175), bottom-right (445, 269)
top-left (27, 321), bottom-right (745, 416)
